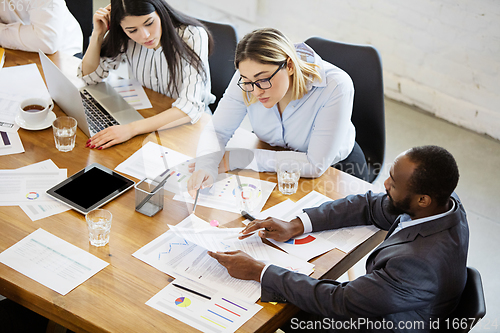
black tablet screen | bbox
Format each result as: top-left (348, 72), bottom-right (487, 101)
top-left (54, 167), bottom-right (129, 209)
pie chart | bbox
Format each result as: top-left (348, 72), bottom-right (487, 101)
top-left (284, 235), bottom-right (316, 245)
top-left (175, 296), bottom-right (191, 307)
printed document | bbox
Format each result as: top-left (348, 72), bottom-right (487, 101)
top-left (0, 64), bottom-right (51, 133)
top-left (147, 276), bottom-right (262, 333)
top-left (0, 228), bottom-right (109, 295)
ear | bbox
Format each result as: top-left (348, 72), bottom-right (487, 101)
top-left (286, 58), bottom-right (294, 76)
top-left (417, 195), bottom-right (432, 208)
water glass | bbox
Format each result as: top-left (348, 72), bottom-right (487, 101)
top-left (52, 116), bottom-right (77, 152)
top-left (277, 159), bottom-right (301, 195)
top-left (86, 209), bottom-right (112, 247)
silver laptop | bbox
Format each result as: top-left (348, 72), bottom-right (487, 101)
top-left (39, 50), bottom-right (144, 137)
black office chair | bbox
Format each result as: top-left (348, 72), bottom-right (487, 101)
top-left (438, 267), bottom-right (486, 333)
top-left (200, 20), bottom-right (238, 113)
top-left (65, 0), bottom-right (93, 56)
top-left (305, 37), bottom-right (385, 183)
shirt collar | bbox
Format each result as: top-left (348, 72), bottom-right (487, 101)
top-left (399, 199), bottom-right (456, 230)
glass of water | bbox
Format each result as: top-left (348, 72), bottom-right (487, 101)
top-left (277, 159), bottom-right (302, 195)
top-left (86, 209), bottom-right (112, 247)
top-left (52, 116), bottom-right (77, 152)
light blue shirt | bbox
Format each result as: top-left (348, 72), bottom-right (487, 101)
top-left (389, 199), bottom-right (456, 238)
top-left (195, 43), bottom-right (356, 181)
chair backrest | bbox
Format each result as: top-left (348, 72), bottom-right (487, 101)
top-left (200, 20), bottom-right (238, 113)
top-left (65, 0), bottom-right (93, 54)
top-left (305, 37), bottom-right (385, 183)
top-left (439, 267), bottom-right (486, 333)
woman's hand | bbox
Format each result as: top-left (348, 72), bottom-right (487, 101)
top-left (188, 151), bottom-right (230, 174)
top-left (86, 124), bottom-right (134, 149)
top-left (92, 4), bottom-right (111, 38)
top-left (187, 170), bottom-right (214, 198)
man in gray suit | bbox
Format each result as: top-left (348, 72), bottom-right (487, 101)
top-left (209, 145), bottom-right (468, 332)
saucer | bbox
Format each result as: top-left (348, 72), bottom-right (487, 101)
top-left (15, 111), bottom-right (56, 130)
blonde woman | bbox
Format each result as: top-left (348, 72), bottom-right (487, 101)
top-left (188, 28), bottom-right (367, 196)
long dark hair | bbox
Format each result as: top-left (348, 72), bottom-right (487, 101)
top-left (101, 0), bottom-right (213, 96)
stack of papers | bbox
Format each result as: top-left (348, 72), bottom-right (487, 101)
top-left (134, 213), bottom-right (314, 332)
top-left (0, 159), bottom-right (70, 221)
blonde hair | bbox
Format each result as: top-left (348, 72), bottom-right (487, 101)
top-left (235, 28), bottom-right (321, 105)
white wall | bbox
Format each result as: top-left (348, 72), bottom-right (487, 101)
top-left (168, 0), bottom-right (500, 140)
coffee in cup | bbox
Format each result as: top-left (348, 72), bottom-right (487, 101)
top-left (23, 104), bottom-right (46, 112)
top-left (19, 97), bottom-right (54, 126)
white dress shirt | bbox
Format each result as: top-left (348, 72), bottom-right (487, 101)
top-left (195, 43), bottom-right (356, 182)
top-left (78, 25), bottom-right (215, 122)
top-left (0, 0), bottom-right (82, 55)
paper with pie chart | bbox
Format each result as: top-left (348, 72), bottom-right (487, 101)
top-left (146, 277), bottom-right (262, 333)
top-left (173, 173), bottom-right (276, 214)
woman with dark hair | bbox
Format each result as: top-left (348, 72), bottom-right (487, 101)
top-left (79, 0), bottom-right (214, 149)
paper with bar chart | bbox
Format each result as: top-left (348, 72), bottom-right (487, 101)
top-left (133, 215), bottom-right (262, 303)
top-left (146, 276), bottom-right (262, 333)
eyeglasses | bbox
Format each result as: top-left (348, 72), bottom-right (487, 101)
top-left (237, 62), bottom-right (286, 92)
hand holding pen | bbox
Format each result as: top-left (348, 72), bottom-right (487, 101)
top-left (239, 216), bottom-right (305, 242)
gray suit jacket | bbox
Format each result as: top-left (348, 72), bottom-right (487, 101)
top-left (261, 191), bottom-right (469, 332)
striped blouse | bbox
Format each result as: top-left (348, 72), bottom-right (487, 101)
top-left (77, 25), bottom-right (215, 123)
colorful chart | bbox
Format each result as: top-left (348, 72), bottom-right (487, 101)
top-left (284, 235), bottom-right (316, 245)
top-left (175, 297), bottom-right (191, 307)
top-left (232, 183), bottom-right (262, 199)
top-left (26, 192), bottom-right (39, 200)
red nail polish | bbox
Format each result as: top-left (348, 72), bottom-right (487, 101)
top-left (91, 145), bottom-right (95, 149)
top-left (86, 139), bottom-right (91, 144)
top-left (98, 147), bottom-right (103, 150)
top-left (85, 143), bottom-right (90, 147)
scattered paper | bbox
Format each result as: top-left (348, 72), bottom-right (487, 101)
top-left (0, 64), bottom-right (50, 132)
top-left (20, 201), bottom-right (70, 221)
top-left (260, 191), bottom-right (378, 259)
top-left (0, 168), bottom-right (66, 206)
top-left (0, 228), bottom-right (109, 295)
top-left (173, 173), bottom-right (276, 214)
top-left (0, 131), bottom-right (24, 155)
top-left (133, 216), bottom-right (262, 303)
top-left (146, 276), bottom-right (262, 333)
top-left (107, 75), bottom-right (153, 110)
top-left (115, 141), bottom-right (193, 195)
top-left (168, 215), bottom-right (269, 260)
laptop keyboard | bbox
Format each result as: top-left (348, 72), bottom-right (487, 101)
top-left (80, 90), bottom-right (119, 134)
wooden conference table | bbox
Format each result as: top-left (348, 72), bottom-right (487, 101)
top-left (0, 49), bottom-right (385, 333)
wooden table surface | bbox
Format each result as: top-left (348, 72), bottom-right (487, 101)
top-left (0, 49), bottom-right (385, 333)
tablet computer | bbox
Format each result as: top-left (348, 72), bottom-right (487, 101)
top-left (46, 163), bottom-right (135, 214)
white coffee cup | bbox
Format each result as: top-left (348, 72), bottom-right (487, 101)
top-left (19, 97), bottom-right (54, 126)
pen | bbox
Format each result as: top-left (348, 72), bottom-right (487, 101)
top-left (192, 188), bottom-right (200, 214)
top-left (221, 228), bottom-right (266, 240)
top-left (241, 210), bottom-right (255, 221)
top-left (172, 283), bottom-right (211, 300)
